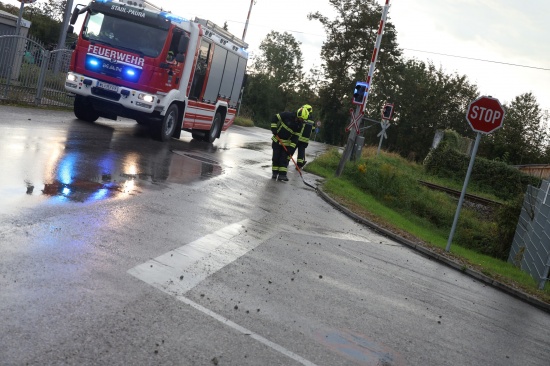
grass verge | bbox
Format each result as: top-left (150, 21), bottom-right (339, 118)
top-left (233, 116), bottom-right (254, 127)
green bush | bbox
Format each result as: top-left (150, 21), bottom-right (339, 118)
top-left (424, 134), bottom-right (541, 200)
top-left (312, 146), bottom-right (523, 259)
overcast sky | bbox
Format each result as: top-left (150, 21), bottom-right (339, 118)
top-left (5, 0), bottom-right (549, 113)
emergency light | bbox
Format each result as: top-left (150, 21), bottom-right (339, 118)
top-left (160, 12), bottom-right (186, 24)
top-left (122, 67), bottom-right (140, 82)
top-left (86, 56), bottom-right (101, 71)
top-left (85, 55), bottom-right (141, 82)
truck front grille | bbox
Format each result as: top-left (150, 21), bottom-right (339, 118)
top-left (91, 87), bottom-right (121, 101)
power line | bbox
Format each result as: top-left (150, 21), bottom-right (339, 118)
top-left (227, 20), bottom-right (549, 71)
top-left (392, 48), bottom-right (549, 71)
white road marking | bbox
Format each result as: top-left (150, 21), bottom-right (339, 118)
top-left (175, 295), bottom-right (318, 366)
top-left (128, 219), bottom-right (319, 366)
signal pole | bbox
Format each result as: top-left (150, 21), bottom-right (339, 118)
top-left (335, 0), bottom-right (391, 176)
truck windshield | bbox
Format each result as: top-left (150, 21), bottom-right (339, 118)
top-left (83, 12), bottom-right (167, 58)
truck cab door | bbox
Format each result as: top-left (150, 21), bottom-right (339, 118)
top-left (189, 40), bottom-right (212, 101)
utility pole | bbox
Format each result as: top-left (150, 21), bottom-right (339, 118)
top-left (242, 0), bottom-right (255, 42)
top-left (57, 0), bottom-right (74, 49)
top-left (237, 0), bottom-right (255, 118)
top-left (53, 0), bottom-right (74, 74)
top-left (335, 0), bottom-right (391, 176)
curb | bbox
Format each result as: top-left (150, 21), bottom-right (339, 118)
top-left (316, 188), bottom-right (550, 314)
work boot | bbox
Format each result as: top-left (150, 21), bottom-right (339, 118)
top-left (277, 175), bottom-right (289, 182)
top-left (271, 173), bottom-right (278, 180)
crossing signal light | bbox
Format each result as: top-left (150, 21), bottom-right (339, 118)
top-left (382, 103), bottom-right (394, 120)
top-left (352, 81), bottom-right (368, 105)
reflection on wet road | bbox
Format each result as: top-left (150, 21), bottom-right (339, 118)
top-left (0, 120), bottom-right (228, 206)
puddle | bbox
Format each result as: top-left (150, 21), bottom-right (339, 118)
top-left (241, 159), bottom-right (261, 166)
top-left (240, 142), bottom-right (269, 151)
top-left (41, 179), bottom-right (126, 202)
top-left (18, 150), bottom-right (223, 203)
top-left (172, 151), bottom-right (221, 166)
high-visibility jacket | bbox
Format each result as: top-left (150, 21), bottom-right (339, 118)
top-left (271, 112), bottom-right (302, 149)
top-left (298, 119), bottom-right (315, 144)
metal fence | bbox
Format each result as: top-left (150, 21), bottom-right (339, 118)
top-left (0, 33), bottom-right (73, 108)
top-left (509, 179), bottom-right (550, 290)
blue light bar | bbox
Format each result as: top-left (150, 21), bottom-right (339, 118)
top-left (160, 12), bottom-right (186, 24)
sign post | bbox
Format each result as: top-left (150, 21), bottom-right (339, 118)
top-left (15, 1), bottom-right (37, 35)
top-left (446, 96), bottom-right (505, 252)
top-left (376, 102), bottom-right (393, 155)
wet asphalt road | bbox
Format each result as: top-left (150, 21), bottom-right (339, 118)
top-left (1, 106), bottom-right (549, 366)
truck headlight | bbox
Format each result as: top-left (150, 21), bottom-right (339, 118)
top-left (138, 93), bottom-right (154, 103)
top-left (67, 73), bottom-right (77, 82)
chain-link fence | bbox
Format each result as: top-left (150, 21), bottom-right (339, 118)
top-left (0, 33), bottom-right (73, 108)
top-left (509, 180), bottom-right (550, 290)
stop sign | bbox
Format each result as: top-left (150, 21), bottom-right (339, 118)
top-left (466, 96), bottom-right (505, 134)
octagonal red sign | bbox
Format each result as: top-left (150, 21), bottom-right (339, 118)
top-left (466, 96), bottom-right (505, 134)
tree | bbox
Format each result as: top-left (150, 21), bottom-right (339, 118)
top-left (241, 73), bottom-right (286, 127)
top-left (37, 0), bottom-right (68, 23)
top-left (481, 93), bottom-right (548, 164)
top-left (308, 0), bottom-right (402, 145)
top-left (241, 31), bottom-right (305, 125)
top-left (0, 1), bottom-right (64, 46)
top-left (252, 31), bottom-right (304, 89)
top-left (371, 60), bottom-right (478, 161)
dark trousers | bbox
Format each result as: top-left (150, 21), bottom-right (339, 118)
top-left (296, 141), bottom-right (308, 167)
top-left (272, 141), bottom-right (290, 176)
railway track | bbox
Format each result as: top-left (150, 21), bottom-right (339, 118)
top-left (418, 180), bottom-right (502, 207)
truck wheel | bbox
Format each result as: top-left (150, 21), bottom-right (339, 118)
top-left (74, 95), bottom-right (99, 122)
top-left (152, 104), bottom-right (178, 141)
top-left (204, 112), bottom-right (222, 143)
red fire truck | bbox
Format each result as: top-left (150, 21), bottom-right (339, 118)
top-left (65, 0), bottom-right (248, 142)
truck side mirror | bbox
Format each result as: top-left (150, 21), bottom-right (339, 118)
top-left (70, 8), bottom-right (80, 25)
top-left (70, 4), bottom-right (87, 25)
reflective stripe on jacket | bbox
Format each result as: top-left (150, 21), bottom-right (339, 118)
top-left (298, 120), bottom-right (315, 143)
top-left (271, 112), bottom-right (302, 148)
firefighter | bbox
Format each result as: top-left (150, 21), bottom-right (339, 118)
top-left (166, 51), bottom-right (175, 63)
top-left (270, 107), bottom-right (309, 181)
top-left (295, 104), bottom-right (315, 168)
